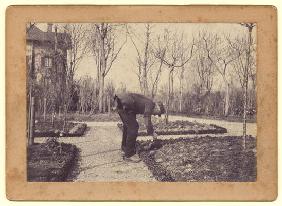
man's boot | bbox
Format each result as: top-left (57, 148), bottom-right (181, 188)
top-left (123, 154), bottom-right (141, 163)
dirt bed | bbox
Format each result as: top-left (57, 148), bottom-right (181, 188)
top-left (137, 136), bottom-right (256, 182)
top-left (27, 139), bottom-right (79, 182)
top-left (34, 120), bottom-right (87, 137)
top-left (118, 119), bottom-right (227, 136)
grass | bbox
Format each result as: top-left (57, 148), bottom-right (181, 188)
top-left (137, 136), bottom-right (256, 182)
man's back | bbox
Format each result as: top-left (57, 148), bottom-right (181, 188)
top-left (116, 92), bottom-right (155, 115)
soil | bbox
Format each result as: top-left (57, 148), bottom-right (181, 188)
top-left (27, 138), bottom-right (79, 181)
top-left (118, 119), bottom-right (227, 136)
top-left (34, 120), bottom-right (87, 137)
top-left (137, 136), bottom-right (256, 182)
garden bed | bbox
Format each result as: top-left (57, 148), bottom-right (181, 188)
top-left (137, 136), bottom-right (256, 182)
top-left (34, 120), bottom-right (87, 137)
top-left (66, 113), bottom-right (121, 122)
top-left (118, 119), bottom-right (227, 136)
top-left (27, 138), bottom-right (79, 182)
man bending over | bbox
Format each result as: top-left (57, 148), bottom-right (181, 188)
top-left (113, 93), bottom-right (165, 163)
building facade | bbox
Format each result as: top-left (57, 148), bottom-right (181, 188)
top-left (26, 24), bottom-right (71, 113)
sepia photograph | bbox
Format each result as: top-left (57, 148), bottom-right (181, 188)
top-left (26, 22), bottom-right (257, 182)
top-left (5, 5), bottom-right (277, 201)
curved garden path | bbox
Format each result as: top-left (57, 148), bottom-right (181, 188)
top-left (61, 122), bottom-right (155, 182)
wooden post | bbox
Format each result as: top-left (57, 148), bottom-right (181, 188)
top-left (28, 41), bottom-right (35, 146)
top-left (242, 23), bottom-right (255, 149)
top-left (43, 97), bottom-right (47, 121)
top-left (28, 97), bottom-right (35, 146)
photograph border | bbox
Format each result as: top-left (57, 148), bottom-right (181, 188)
top-left (6, 5), bottom-right (277, 201)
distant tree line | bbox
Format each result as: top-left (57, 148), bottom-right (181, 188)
top-left (29, 23), bottom-right (256, 123)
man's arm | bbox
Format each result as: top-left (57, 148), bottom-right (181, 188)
top-left (144, 115), bottom-right (154, 135)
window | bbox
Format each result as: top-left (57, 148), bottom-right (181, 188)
top-left (44, 57), bottom-right (52, 67)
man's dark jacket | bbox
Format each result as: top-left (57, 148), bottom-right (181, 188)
top-left (114, 93), bottom-right (157, 135)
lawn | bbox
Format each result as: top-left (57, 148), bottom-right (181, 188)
top-left (137, 136), bottom-right (256, 182)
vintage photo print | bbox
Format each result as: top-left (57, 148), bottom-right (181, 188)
top-left (6, 6), bottom-right (277, 201)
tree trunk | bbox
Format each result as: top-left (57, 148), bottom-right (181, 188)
top-left (142, 24), bottom-right (150, 96)
top-left (103, 90), bottom-right (106, 112)
top-left (108, 95), bottom-right (111, 114)
top-left (224, 82), bottom-right (230, 117)
top-left (165, 68), bottom-right (174, 124)
top-left (98, 76), bottom-right (105, 113)
top-left (243, 80), bottom-right (248, 148)
top-left (179, 69), bottom-right (184, 113)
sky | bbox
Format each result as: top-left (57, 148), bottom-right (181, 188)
top-left (36, 23), bottom-right (256, 93)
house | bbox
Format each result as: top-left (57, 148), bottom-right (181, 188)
top-left (26, 23), bottom-right (72, 113)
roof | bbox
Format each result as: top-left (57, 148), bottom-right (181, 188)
top-left (27, 26), bottom-right (71, 49)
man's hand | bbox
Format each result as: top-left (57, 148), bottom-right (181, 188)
top-left (152, 132), bottom-right (158, 141)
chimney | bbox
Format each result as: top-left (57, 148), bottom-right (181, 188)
top-left (47, 23), bottom-right (53, 33)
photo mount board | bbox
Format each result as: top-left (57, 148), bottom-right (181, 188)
top-left (6, 5), bottom-right (277, 201)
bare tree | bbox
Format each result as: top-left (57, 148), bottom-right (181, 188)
top-left (204, 33), bottom-right (237, 116)
top-left (126, 24), bottom-right (156, 96)
top-left (149, 55), bottom-right (164, 99)
top-left (178, 33), bottom-right (194, 112)
top-left (192, 31), bottom-right (218, 99)
top-left (63, 24), bottom-right (88, 88)
top-left (105, 80), bottom-right (115, 113)
top-left (77, 75), bottom-right (97, 113)
top-left (55, 24), bottom-right (88, 127)
top-left (228, 23), bottom-right (256, 147)
top-left (89, 23), bottom-right (127, 112)
top-left (155, 29), bottom-right (195, 123)
top-left (240, 23), bottom-right (256, 147)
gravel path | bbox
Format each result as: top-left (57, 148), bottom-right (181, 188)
top-left (56, 122), bottom-right (155, 182)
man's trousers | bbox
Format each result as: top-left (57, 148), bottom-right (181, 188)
top-left (117, 109), bottom-right (139, 158)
